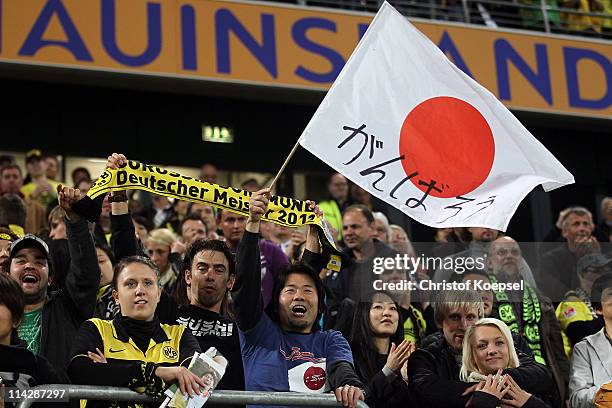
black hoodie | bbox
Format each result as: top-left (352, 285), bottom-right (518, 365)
top-left (0, 332), bottom-right (67, 387)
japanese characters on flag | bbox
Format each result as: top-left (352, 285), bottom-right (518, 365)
top-left (298, 2), bottom-right (574, 231)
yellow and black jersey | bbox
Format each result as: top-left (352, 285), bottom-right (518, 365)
top-left (556, 289), bottom-right (598, 358)
top-left (85, 318), bottom-right (189, 364)
top-left (68, 315), bottom-right (201, 408)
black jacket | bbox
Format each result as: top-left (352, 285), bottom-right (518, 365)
top-left (170, 305), bottom-right (245, 408)
top-left (324, 239), bottom-right (397, 303)
top-left (537, 244), bottom-right (580, 300)
top-left (408, 334), bottom-right (557, 407)
top-left (471, 390), bottom-right (550, 408)
top-left (0, 335), bottom-right (68, 408)
top-left (354, 353), bottom-right (413, 408)
top-left (594, 220), bottom-right (610, 243)
top-left (40, 217), bottom-right (101, 375)
top-left (110, 212), bottom-right (143, 262)
top-left (0, 334), bottom-right (67, 387)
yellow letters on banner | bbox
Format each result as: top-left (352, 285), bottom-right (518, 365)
top-left (88, 161), bottom-right (338, 255)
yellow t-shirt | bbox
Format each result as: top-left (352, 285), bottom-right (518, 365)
top-left (21, 179), bottom-right (61, 208)
top-left (562, 0), bottom-right (602, 32)
top-left (601, 0), bottom-right (612, 28)
top-left (318, 200), bottom-right (343, 241)
top-left (556, 296), bottom-right (595, 358)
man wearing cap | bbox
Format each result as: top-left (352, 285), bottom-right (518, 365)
top-left (556, 253), bottom-right (612, 357)
top-left (20, 149), bottom-right (60, 208)
top-left (0, 227), bottom-right (17, 273)
top-left (7, 186), bottom-right (100, 375)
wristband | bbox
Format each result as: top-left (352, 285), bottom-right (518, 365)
top-left (382, 365), bottom-right (398, 378)
top-left (108, 191), bottom-right (128, 203)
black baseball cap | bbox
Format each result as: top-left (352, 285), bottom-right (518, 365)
top-left (9, 234), bottom-right (50, 260)
top-left (577, 254), bottom-right (612, 275)
top-left (591, 272), bottom-right (612, 308)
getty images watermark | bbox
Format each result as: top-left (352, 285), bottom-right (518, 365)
top-left (371, 253), bottom-right (525, 292)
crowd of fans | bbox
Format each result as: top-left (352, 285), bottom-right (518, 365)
top-left (0, 149), bottom-right (611, 408)
top-left (298, 0), bottom-right (612, 38)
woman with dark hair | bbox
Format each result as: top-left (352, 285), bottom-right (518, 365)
top-left (132, 215), bottom-right (153, 244)
top-left (93, 242), bottom-right (118, 319)
top-left (0, 273), bottom-right (65, 388)
top-left (71, 166), bottom-right (91, 186)
top-left (349, 291), bottom-right (415, 408)
top-left (69, 256), bottom-right (205, 407)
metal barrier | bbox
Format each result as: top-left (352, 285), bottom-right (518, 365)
top-left (15, 385), bottom-right (370, 408)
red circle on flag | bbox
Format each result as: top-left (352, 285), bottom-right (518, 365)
top-left (399, 96), bottom-right (495, 198)
top-left (303, 366), bottom-right (326, 391)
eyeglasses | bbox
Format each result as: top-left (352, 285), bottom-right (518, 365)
top-left (495, 248), bottom-right (520, 256)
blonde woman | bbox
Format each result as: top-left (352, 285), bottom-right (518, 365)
top-left (460, 318), bottom-right (551, 407)
top-left (145, 228), bottom-right (180, 293)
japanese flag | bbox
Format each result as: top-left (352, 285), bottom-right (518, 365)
top-left (298, 2), bottom-right (574, 231)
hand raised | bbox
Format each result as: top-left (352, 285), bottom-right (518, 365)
top-left (106, 153), bottom-right (127, 170)
top-left (57, 185), bottom-right (82, 221)
top-left (248, 188), bottom-right (270, 223)
top-left (385, 340), bottom-right (415, 372)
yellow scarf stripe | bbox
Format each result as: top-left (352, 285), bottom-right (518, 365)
top-left (88, 161), bottom-right (340, 267)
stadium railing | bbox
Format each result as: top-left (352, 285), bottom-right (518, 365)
top-left (301, 0), bottom-right (612, 39)
top-left (15, 385), bottom-right (371, 408)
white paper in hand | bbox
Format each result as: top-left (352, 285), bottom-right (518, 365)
top-left (160, 348), bottom-right (228, 408)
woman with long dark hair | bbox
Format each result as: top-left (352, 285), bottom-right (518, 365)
top-left (349, 291), bottom-right (415, 408)
top-left (0, 273), bottom-right (65, 387)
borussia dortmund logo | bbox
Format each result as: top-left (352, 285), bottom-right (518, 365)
top-left (498, 304), bottom-right (516, 323)
top-left (163, 346), bottom-right (178, 360)
top-left (95, 170), bottom-right (113, 188)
